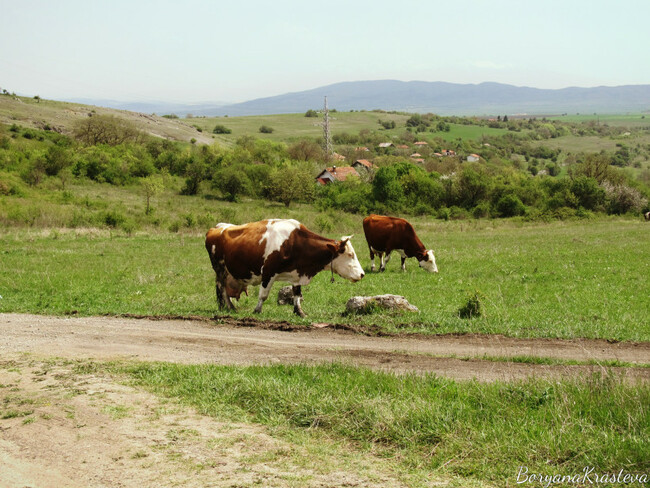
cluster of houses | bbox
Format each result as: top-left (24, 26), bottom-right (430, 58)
top-left (315, 141), bottom-right (480, 185)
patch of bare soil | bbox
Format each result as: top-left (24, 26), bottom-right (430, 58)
top-left (0, 358), bottom-right (413, 488)
top-left (1, 313), bottom-right (648, 383)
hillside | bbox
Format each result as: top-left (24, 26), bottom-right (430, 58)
top-left (0, 95), bottom-right (211, 144)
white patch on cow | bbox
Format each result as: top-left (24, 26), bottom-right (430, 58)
top-left (259, 219), bottom-right (301, 259)
top-left (211, 244), bottom-right (216, 255)
top-left (419, 249), bottom-right (438, 273)
top-left (331, 237), bottom-right (364, 282)
top-left (275, 269), bottom-right (312, 286)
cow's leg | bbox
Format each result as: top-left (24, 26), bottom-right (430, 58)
top-left (369, 248), bottom-right (376, 272)
top-left (292, 285), bottom-right (306, 317)
top-left (215, 266), bottom-right (235, 311)
top-left (215, 275), bottom-right (225, 309)
top-left (399, 251), bottom-right (407, 271)
top-left (380, 252), bottom-right (391, 272)
top-left (254, 278), bottom-right (275, 314)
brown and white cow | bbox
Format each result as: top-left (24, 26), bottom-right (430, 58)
top-left (644, 211), bottom-right (650, 221)
top-left (205, 219), bottom-right (364, 317)
top-left (362, 214), bottom-right (438, 273)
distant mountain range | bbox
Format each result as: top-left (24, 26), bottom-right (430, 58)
top-left (71, 81), bottom-right (650, 117)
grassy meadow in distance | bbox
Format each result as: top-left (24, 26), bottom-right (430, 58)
top-left (191, 110), bottom-right (512, 145)
top-left (1, 215), bottom-right (648, 342)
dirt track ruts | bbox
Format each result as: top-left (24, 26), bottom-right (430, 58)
top-left (2, 313), bottom-right (648, 382)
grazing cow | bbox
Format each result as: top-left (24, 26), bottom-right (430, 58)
top-left (362, 214), bottom-right (438, 273)
top-left (205, 219), bottom-right (364, 317)
top-left (645, 211), bottom-right (650, 221)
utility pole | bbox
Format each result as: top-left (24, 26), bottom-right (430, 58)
top-left (322, 96), bottom-right (332, 161)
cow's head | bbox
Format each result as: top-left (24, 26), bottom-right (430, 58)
top-left (417, 249), bottom-right (438, 273)
top-left (329, 235), bottom-right (365, 282)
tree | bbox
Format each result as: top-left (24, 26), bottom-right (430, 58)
top-left (372, 166), bottom-right (404, 207)
top-left (288, 139), bottom-right (324, 161)
top-left (265, 164), bottom-right (314, 207)
top-left (569, 153), bottom-right (624, 185)
top-left (181, 155), bottom-right (208, 195)
top-left (72, 114), bottom-right (144, 145)
top-left (213, 165), bottom-right (251, 201)
top-left (142, 174), bottom-right (164, 214)
top-left (454, 167), bottom-right (492, 208)
top-left (304, 109), bottom-right (318, 117)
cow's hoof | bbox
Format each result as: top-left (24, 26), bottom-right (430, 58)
top-left (379, 268), bottom-right (386, 273)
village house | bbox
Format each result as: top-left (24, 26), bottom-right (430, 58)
top-left (315, 166), bottom-right (359, 185)
top-left (467, 154), bottom-right (480, 162)
top-left (352, 159), bottom-right (375, 172)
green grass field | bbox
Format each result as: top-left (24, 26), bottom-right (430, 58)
top-left (550, 113), bottom-right (650, 128)
top-left (1, 217), bottom-right (648, 342)
top-left (114, 361), bottom-right (648, 486)
top-left (190, 111), bottom-right (511, 145)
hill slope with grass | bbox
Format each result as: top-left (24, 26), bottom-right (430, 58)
top-left (0, 94), bottom-right (211, 144)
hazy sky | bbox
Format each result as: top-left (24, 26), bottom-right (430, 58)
top-left (1, 0), bottom-right (648, 103)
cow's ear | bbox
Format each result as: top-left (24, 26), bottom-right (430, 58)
top-left (327, 242), bottom-right (339, 255)
top-left (339, 235), bottom-right (353, 251)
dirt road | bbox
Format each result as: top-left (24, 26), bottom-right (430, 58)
top-left (2, 313), bottom-right (648, 382)
top-left (1, 313), bottom-right (648, 488)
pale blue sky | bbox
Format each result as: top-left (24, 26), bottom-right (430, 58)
top-left (1, 0), bottom-right (648, 103)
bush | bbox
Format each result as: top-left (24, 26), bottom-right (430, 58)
top-left (459, 291), bottom-right (484, 319)
top-left (259, 125), bottom-right (274, 134)
top-left (213, 124), bottom-right (232, 134)
top-left (102, 210), bottom-right (126, 228)
top-left (496, 194), bottom-right (526, 217)
top-left (602, 182), bottom-right (648, 214)
top-left (473, 201), bottom-right (492, 218)
top-left (570, 176), bottom-right (605, 210)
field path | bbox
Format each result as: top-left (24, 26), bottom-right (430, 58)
top-left (1, 313), bottom-right (648, 488)
top-left (2, 313), bottom-right (648, 382)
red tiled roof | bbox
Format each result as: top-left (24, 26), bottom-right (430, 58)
top-left (325, 166), bottom-right (359, 181)
top-left (354, 159), bottom-right (374, 169)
